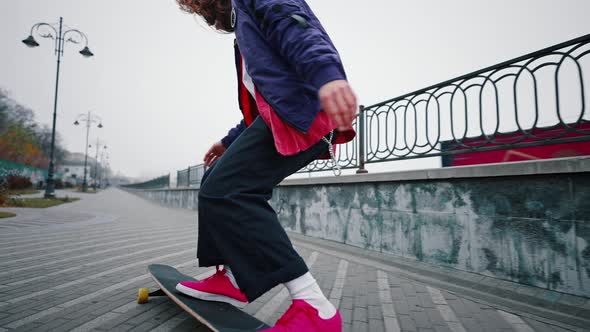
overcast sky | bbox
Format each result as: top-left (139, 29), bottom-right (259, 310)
top-left (1, 0), bottom-right (590, 179)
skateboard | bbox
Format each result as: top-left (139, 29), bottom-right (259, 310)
top-left (139, 264), bottom-right (270, 332)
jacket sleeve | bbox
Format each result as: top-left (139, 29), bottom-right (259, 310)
top-left (240, 0), bottom-right (347, 89)
top-left (221, 120), bottom-right (246, 148)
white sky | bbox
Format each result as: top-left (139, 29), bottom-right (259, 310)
top-left (1, 0), bottom-right (590, 179)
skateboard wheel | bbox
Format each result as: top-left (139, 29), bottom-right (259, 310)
top-left (138, 288), bottom-right (149, 304)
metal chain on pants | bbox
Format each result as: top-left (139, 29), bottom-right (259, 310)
top-left (321, 130), bottom-right (342, 176)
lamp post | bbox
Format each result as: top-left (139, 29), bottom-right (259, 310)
top-left (102, 156), bottom-right (111, 188)
top-left (98, 150), bottom-right (109, 188)
top-left (74, 112), bottom-right (103, 192)
top-left (91, 139), bottom-right (107, 190)
top-left (22, 17), bottom-right (94, 198)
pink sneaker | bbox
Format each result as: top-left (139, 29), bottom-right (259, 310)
top-left (263, 300), bottom-right (342, 332)
top-left (175, 266), bottom-right (248, 308)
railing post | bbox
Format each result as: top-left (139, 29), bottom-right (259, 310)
top-left (186, 166), bottom-right (191, 187)
top-left (356, 105), bottom-right (368, 174)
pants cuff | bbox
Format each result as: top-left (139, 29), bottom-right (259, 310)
top-left (197, 256), bottom-right (225, 267)
top-left (242, 256), bottom-right (308, 302)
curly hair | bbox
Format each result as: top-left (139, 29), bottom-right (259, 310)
top-left (177, 0), bottom-right (234, 32)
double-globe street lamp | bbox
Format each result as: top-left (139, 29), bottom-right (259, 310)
top-left (90, 138), bottom-right (107, 190)
top-left (74, 112), bottom-right (103, 192)
top-left (98, 150), bottom-right (109, 188)
top-left (22, 17), bottom-right (94, 198)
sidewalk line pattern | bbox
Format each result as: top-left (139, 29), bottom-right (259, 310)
top-left (2, 235), bottom-right (195, 287)
top-left (0, 224), bottom-right (126, 240)
top-left (254, 251), bottom-right (319, 323)
top-left (1, 245), bottom-right (194, 306)
top-left (3, 275), bottom-right (45, 286)
top-left (377, 270), bottom-right (401, 332)
top-left (0, 224), bottom-right (150, 244)
top-left (0, 212), bottom-right (118, 235)
top-left (0, 225), bottom-right (192, 258)
top-left (5, 258), bottom-right (197, 329)
top-left (0, 234), bottom-right (193, 277)
top-left (328, 259), bottom-right (349, 309)
top-left (0, 227), bottom-right (138, 249)
top-left (1, 236), bottom-right (167, 266)
top-left (426, 286), bottom-right (467, 332)
top-left (69, 266), bottom-right (210, 332)
top-left (497, 310), bottom-right (535, 332)
top-left (0, 227), bottom-right (193, 265)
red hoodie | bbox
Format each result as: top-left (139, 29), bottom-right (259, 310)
top-left (237, 51), bottom-right (355, 158)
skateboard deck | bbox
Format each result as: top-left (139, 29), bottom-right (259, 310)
top-left (141, 264), bottom-right (270, 332)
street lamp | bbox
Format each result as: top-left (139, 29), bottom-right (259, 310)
top-left (22, 17), bottom-right (94, 198)
top-left (101, 154), bottom-right (111, 188)
top-left (91, 140), bottom-right (107, 190)
top-left (97, 148), bottom-right (109, 189)
top-left (74, 112), bottom-right (103, 192)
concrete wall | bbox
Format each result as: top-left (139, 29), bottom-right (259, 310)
top-left (133, 156), bottom-right (590, 298)
top-left (132, 188), bottom-right (199, 210)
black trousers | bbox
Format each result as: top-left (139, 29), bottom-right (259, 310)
top-left (197, 117), bottom-right (334, 302)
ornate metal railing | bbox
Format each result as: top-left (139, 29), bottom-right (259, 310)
top-left (122, 174), bottom-right (170, 189)
top-left (298, 118), bottom-right (360, 172)
top-left (177, 164), bottom-right (206, 188)
top-left (301, 33), bottom-right (590, 173)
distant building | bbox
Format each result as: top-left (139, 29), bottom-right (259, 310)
top-left (58, 165), bottom-right (88, 185)
top-left (58, 152), bottom-right (95, 185)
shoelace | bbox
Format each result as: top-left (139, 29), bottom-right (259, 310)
top-left (321, 130), bottom-right (342, 177)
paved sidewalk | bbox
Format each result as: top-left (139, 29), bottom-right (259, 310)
top-left (0, 189), bottom-right (585, 331)
top-left (7, 189), bottom-right (90, 199)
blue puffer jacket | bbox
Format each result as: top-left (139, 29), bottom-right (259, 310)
top-left (221, 0), bottom-right (347, 147)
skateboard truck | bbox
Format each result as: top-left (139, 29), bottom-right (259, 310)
top-left (137, 288), bottom-right (166, 304)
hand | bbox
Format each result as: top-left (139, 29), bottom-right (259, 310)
top-left (319, 80), bottom-right (358, 131)
top-left (203, 141), bottom-right (226, 167)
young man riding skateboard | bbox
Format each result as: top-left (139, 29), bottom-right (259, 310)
top-left (175, 1), bottom-right (357, 330)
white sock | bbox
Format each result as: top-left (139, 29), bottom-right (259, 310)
top-left (284, 272), bottom-right (336, 319)
top-left (223, 266), bottom-right (239, 288)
